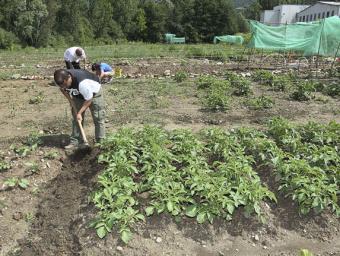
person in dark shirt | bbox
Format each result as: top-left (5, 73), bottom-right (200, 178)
top-left (54, 69), bottom-right (105, 149)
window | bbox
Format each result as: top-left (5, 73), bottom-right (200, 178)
top-left (331, 10), bottom-right (335, 16)
top-left (310, 14), bottom-right (313, 20)
top-left (299, 16), bottom-right (302, 22)
top-left (314, 14), bottom-right (317, 20)
top-left (322, 12), bottom-right (325, 18)
top-left (318, 13), bottom-right (321, 19)
top-left (326, 11), bottom-right (330, 17)
top-left (306, 16), bottom-right (309, 22)
top-left (303, 16), bottom-right (305, 22)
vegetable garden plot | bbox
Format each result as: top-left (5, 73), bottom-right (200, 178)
top-left (91, 118), bottom-right (340, 243)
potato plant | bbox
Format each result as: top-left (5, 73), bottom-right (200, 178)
top-left (0, 159), bottom-right (11, 171)
top-left (247, 96), bottom-right (274, 110)
top-left (196, 75), bottom-right (231, 110)
top-left (290, 80), bottom-right (316, 101)
top-left (92, 126), bottom-right (276, 243)
top-left (91, 120), bottom-right (340, 243)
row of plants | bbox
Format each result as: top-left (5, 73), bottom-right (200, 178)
top-left (237, 117), bottom-right (339, 215)
top-left (91, 119), bottom-right (339, 243)
top-left (252, 70), bottom-right (340, 100)
top-left (196, 74), bottom-right (275, 111)
top-left (1, 132), bottom-right (59, 188)
top-left (91, 126), bottom-right (277, 242)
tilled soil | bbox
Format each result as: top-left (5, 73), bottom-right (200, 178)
top-left (0, 58), bottom-right (339, 256)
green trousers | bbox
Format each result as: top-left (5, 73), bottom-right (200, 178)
top-left (70, 91), bottom-right (105, 144)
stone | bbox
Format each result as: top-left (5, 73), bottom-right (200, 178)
top-left (156, 237), bottom-right (162, 243)
top-left (11, 74), bottom-right (21, 79)
top-left (116, 246), bottom-right (123, 251)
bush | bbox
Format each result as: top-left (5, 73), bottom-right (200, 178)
top-left (290, 80), bottom-right (316, 101)
top-left (252, 70), bottom-right (274, 84)
top-left (322, 81), bottom-right (340, 97)
top-left (247, 96), bottom-right (274, 110)
top-left (0, 28), bottom-right (19, 49)
top-left (197, 76), bottom-right (231, 111)
top-left (174, 71), bottom-right (188, 83)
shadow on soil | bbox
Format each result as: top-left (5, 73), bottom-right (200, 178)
top-left (39, 134), bottom-right (70, 148)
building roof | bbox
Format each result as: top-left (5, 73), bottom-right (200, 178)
top-left (318, 1), bottom-right (340, 6)
top-left (297, 1), bottom-right (340, 15)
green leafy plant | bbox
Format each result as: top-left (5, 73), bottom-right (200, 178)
top-left (203, 85), bottom-right (230, 110)
top-left (25, 161), bottom-right (40, 174)
top-left (271, 75), bottom-right (291, 91)
top-left (247, 96), bottom-right (274, 110)
top-left (252, 70), bottom-right (274, 84)
top-left (300, 249), bottom-right (313, 256)
top-left (322, 81), bottom-right (340, 97)
top-left (232, 77), bottom-right (252, 96)
top-left (92, 126), bottom-right (278, 243)
top-left (0, 160), bottom-right (11, 171)
top-left (174, 71), bottom-right (188, 83)
top-left (29, 92), bottom-right (44, 104)
top-left (197, 76), bottom-right (231, 110)
top-left (44, 150), bottom-right (59, 160)
top-left (290, 80), bottom-right (316, 101)
top-left (4, 177), bottom-right (29, 189)
top-left (10, 144), bottom-right (31, 157)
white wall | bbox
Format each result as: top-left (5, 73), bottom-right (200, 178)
top-left (279, 5), bottom-right (309, 23)
top-left (261, 5), bottom-right (309, 25)
top-left (297, 3), bottom-right (340, 22)
top-left (260, 10), bottom-right (279, 24)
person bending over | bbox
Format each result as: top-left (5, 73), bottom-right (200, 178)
top-left (64, 47), bottom-right (86, 69)
top-left (54, 69), bottom-right (105, 149)
top-left (91, 62), bottom-right (114, 83)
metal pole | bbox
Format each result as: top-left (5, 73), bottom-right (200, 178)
top-left (330, 42), bottom-right (340, 72)
top-left (316, 18), bottom-right (326, 71)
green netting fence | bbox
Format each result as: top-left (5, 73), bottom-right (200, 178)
top-left (213, 35), bottom-right (244, 45)
top-left (248, 16), bottom-right (340, 57)
top-left (164, 33), bottom-right (185, 44)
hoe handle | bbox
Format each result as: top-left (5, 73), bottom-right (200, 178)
top-left (77, 119), bottom-right (89, 145)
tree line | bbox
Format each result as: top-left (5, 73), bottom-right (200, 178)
top-left (0, 0), bottom-right (337, 49)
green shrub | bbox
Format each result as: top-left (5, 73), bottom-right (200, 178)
top-left (232, 77), bottom-right (252, 96)
top-left (204, 86), bottom-right (230, 110)
top-left (290, 80), bottom-right (316, 101)
top-left (247, 96), bottom-right (274, 110)
top-left (271, 75), bottom-right (291, 91)
top-left (252, 70), bottom-right (274, 84)
top-left (0, 28), bottom-right (19, 49)
top-left (174, 71), bottom-right (188, 83)
top-left (322, 81), bottom-right (340, 97)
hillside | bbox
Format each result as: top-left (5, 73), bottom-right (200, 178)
top-left (233, 0), bottom-right (255, 7)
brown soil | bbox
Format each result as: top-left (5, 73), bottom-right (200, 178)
top-left (0, 59), bottom-right (339, 256)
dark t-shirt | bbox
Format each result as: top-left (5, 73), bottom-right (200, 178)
top-left (66, 69), bottom-right (100, 99)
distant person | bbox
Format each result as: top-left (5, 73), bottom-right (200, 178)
top-left (53, 69), bottom-right (105, 149)
top-left (91, 62), bottom-right (113, 82)
top-left (64, 47), bottom-right (86, 69)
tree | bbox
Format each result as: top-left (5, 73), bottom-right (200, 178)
top-left (88, 0), bottom-right (123, 43)
top-left (0, 0), bottom-right (48, 46)
top-left (54, 0), bottom-right (94, 45)
top-left (111, 0), bottom-right (141, 40)
top-left (191, 0), bottom-right (238, 42)
top-left (142, 0), bottom-right (168, 42)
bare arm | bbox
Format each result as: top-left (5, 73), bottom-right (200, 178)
top-left (76, 99), bottom-right (92, 121)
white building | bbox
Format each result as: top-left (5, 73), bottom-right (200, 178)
top-left (260, 5), bottom-right (309, 25)
top-left (296, 2), bottom-right (340, 22)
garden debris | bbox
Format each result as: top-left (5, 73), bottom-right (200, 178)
top-left (12, 212), bottom-right (23, 221)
